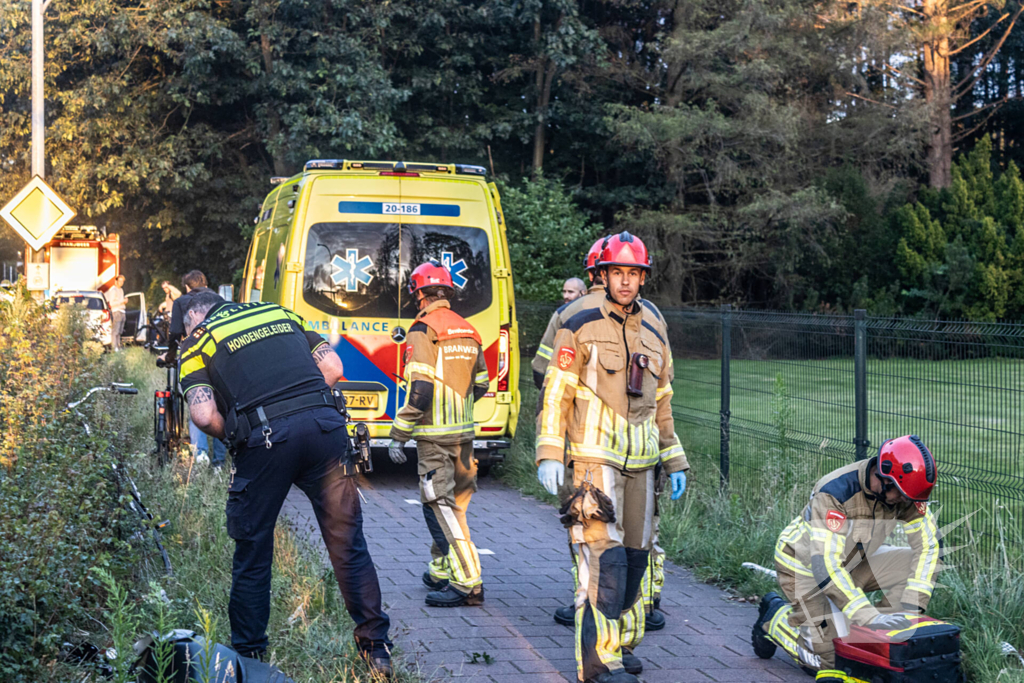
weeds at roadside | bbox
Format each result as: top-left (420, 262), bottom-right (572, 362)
top-left (500, 368), bottom-right (1024, 682)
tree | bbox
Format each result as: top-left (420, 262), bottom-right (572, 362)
top-left (893, 136), bottom-right (1024, 318)
top-left (838, 0), bottom-right (1024, 188)
top-left (498, 172), bottom-right (600, 300)
top-left (606, 0), bottom-right (846, 306)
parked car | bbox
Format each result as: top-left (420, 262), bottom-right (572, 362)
top-left (51, 290), bottom-right (149, 349)
top-left (52, 291), bottom-right (113, 347)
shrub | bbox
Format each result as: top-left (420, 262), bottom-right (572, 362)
top-left (498, 173), bottom-right (601, 302)
top-left (0, 293), bottom-right (143, 681)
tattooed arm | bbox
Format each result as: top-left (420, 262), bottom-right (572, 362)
top-left (186, 386), bottom-right (226, 439)
top-left (312, 343), bottom-right (344, 387)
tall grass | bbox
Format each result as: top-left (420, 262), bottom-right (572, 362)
top-left (502, 370), bottom-right (1024, 682)
top-left (40, 345), bottom-right (421, 682)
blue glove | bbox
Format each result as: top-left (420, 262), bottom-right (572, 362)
top-left (670, 471), bottom-right (687, 500)
top-left (537, 460), bottom-right (565, 496)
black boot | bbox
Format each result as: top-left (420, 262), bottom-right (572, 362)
top-left (645, 608), bottom-right (665, 631)
top-left (425, 584), bottom-right (484, 607)
top-left (422, 571), bottom-right (448, 591)
top-left (554, 604), bottom-right (575, 626)
top-left (361, 651), bottom-right (393, 679)
top-left (621, 648), bottom-right (643, 674)
top-left (752, 592), bottom-right (787, 659)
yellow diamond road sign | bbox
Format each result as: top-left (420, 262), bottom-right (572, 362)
top-left (0, 176), bottom-right (77, 251)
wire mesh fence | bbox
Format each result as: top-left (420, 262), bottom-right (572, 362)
top-left (518, 300), bottom-right (1024, 558)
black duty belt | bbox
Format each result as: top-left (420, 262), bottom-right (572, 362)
top-left (241, 389), bottom-right (336, 449)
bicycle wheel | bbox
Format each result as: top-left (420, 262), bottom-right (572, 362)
top-left (123, 475), bottom-right (173, 579)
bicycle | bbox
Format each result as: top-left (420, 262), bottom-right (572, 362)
top-left (153, 357), bottom-right (184, 467)
top-left (66, 383), bottom-right (173, 579)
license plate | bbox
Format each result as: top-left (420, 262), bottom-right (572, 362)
top-left (382, 202), bottom-right (421, 215)
top-left (344, 393), bottom-right (379, 409)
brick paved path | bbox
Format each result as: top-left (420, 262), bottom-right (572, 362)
top-left (281, 460), bottom-right (804, 683)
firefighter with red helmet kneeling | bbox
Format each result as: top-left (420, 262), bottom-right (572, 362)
top-left (388, 260), bottom-right (490, 608)
top-left (536, 232), bottom-right (689, 683)
top-left (752, 435), bottom-right (943, 679)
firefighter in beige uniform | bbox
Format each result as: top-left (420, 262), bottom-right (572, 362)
top-left (388, 260), bottom-right (490, 608)
top-left (536, 232), bottom-right (688, 683)
top-left (752, 435), bottom-right (942, 677)
top-left (533, 237), bottom-right (670, 633)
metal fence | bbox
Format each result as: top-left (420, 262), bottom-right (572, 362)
top-left (518, 301), bottom-right (1024, 557)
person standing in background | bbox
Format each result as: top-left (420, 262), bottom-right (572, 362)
top-left (105, 274), bottom-right (127, 351)
top-left (562, 277), bottom-right (587, 304)
top-left (159, 280), bottom-right (182, 314)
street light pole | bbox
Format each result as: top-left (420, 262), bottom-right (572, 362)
top-left (32, 0), bottom-right (45, 181)
top-left (27, 0), bottom-right (51, 278)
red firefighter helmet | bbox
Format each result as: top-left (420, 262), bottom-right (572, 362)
top-left (877, 435), bottom-right (937, 502)
top-left (409, 259), bottom-right (455, 295)
top-left (584, 237), bottom-right (607, 271)
top-left (598, 231), bottom-right (651, 271)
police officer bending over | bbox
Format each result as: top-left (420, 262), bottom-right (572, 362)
top-left (179, 290), bottom-right (393, 676)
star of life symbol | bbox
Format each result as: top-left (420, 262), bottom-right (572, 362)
top-left (440, 252), bottom-right (468, 289)
top-left (330, 249), bottom-right (374, 292)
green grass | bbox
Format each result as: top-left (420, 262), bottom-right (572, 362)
top-left (71, 348), bottom-right (420, 683)
top-left (503, 355), bottom-right (1024, 682)
top-left (673, 356), bottom-right (1024, 554)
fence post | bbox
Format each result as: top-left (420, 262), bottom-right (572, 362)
top-left (854, 309), bottom-right (868, 460)
top-left (720, 304), bottom-right (732, 488)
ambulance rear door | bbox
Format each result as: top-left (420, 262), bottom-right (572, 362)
top-left (297, 175), bottom-right (404, 429)
top-left (395, 176), bottom-right (500, 427)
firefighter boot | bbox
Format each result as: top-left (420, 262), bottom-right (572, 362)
top-left (554, 604), bottom-right (575, 626)
top-left (422, 572), bottom-right (448, 590)
top-left (645, 605), bottom-right (665, 632)
top-left (425, 584), bottom-right (485, 607)
top-left (621, 648), bottom-right (643, 674)
top-left (752, 592), bottom-right (787, 659)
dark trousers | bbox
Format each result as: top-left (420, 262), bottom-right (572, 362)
top-left (225, 407), bottom-right (392, 658)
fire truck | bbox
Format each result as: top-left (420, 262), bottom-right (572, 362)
top-left (44, 225), bottom-right (120, 293)
top-left (44, 226), bottom-right (149, 346)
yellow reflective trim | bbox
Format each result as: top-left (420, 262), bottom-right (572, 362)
top-left (393, 417), bottom-right (416, 431)
top-left (536, 344), bottom-right (553, 360)
top-left (659, 443), bottom-right (685, 459)
top-left (655, 385), bottom-right (673, 400)
top-left (180, 355), bottom-right (206, 381)
top-left (208, 309), bottom-right (290, 342)
top-left (842, 595), bottom-right (872, 621)
top-left (884, 620), bottom-right (948, 638)
top-left (406, 362), bottom-right (436, 379)
top-left (912, 511), bottom-right (940, 587)
top-left (775, 547), bottom-right (814, 577)
top-left (474, 371), bottom-right (490, 384)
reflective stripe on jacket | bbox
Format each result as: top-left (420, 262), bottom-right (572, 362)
top-left (535, 297), bottom-right (688, 474)
top-left (391, 300), bottom-right (489, 445)
top-left (778, 458), bottom-right (941, 625)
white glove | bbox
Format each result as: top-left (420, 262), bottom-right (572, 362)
top-left (869, 613), bottom-right (912, 630)
top-left (537, 460), bottom-right (565, 496)
top-left (388, 440), bottom-right (407, 464)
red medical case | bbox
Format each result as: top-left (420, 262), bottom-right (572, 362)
top-left (833, 616), bottom-right (963, 683)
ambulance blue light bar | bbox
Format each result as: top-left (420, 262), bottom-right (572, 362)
top-left (455, 164), bottom-right (487, 176)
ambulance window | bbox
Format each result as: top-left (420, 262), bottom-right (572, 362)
top-left (400, 224), bottom-right (492, 319)
top-left (303, 222), bottom-right (401, 318)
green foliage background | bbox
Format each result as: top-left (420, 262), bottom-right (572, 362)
top-left (1, 0), bottom-right (1023, 317)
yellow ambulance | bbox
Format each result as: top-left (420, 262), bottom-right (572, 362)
top-left (241, 159), bottom-right (520, 473)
